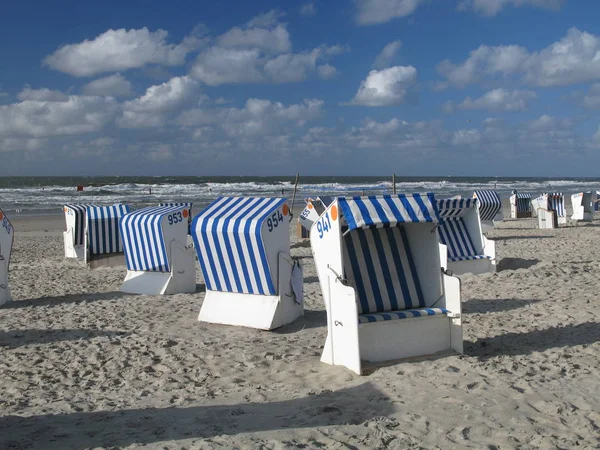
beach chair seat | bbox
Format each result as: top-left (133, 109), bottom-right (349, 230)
top-left (311, 194), bottom-right (462, 375)
top-left (510, 193), bottom-right (532, 218)
top-left (473, 190), bottom-right (502, 231)
top-left (120, 205), bottom-right (196, 295)
top-left (0, 208), bottom-right (13, 306)
top-left (192, 197), bottom-right (303, 330)
top-left (84, 205), bottom-right (131, 268)
top-left (437, 199), bottom-right (496, 275)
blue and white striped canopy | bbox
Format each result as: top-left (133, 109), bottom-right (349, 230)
top-left (339, 194), bottom-right (438, 231)
top-left (515, 193), bottom-right (532, 199)
top-left (543, 192), bottom-right (565, 217)
top-left (86, 205), bottom-right (131, 255)
top-left (121, 205), bottom-right (185, 273)
top-left (473, 190), bottom-right (502, 221)
top-left (437, 198), bottom-right (477, 219)
top-left (192, 197), bottom-right (287, 295)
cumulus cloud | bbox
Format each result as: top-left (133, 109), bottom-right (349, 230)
top-left (119, 76), bottom-right (199, 128)
top-left (44, 28), bottom-right (202, 77)
top-left (438, 28), bottom-right (600, 88)
top-left (190, 45), bottom-right (344, 85)
top-left (582, 84), bottom-right (600, 109)
top-left (217, 11), bottom-right (291, 53)
top-left (317, 64), bottom-right (337, 79)
top-left (373, 40), bottom-right (402, 69)
top-left (459, 88), bottom-right (537, 111)
top-left (0, 96), bottom-right (118, 138)
top-left (82, 74), bottom-right (133, 97)
top-left (457, 0), bottom-right (565, 16)
top-left (300, 2), bottom-right (317, 16)
top-left (351, 66), bottom-right (417, 106)
top-left (17, 87), bottom-right (69, 102)
top-left (356, 0), bottom-right (427, 25)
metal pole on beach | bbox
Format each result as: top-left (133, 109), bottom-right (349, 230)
top-left (289, 173), bottom-right (300, 221)
top-left (392, 173), bottom-right (397, 195)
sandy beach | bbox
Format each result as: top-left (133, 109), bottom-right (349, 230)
top-left (1, 205), bottom-right (599, 449)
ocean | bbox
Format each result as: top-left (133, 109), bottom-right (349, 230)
top-left (1, 176), bottom-right (599, 215)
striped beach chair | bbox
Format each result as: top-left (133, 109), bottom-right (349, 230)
top-left (159, 202), bottom-right (193, 233)
top-left (310, 194), bottom-right (462, 375)
top-left (120, 205), bottom-right (196, 295)
top-left (510, 192), bottom-right (532, 218)
top-left (437, 198), bottom-right (496, 275)
top-left (192, 197), bottom-right (303, 330)
top-left (84, 205), bottom-right (131, 268)
top-left (473, 190), bottom-right (503, 231)
top-left (533, 192), bottom-right (566, 228)
top-left (63, 204), bottom-right (92, 259)
top-left (571, 192), bottom-right (595, 222)
top-left (0, 208), bottom-right (14, 306)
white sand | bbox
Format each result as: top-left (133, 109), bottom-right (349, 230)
top-left (1, 211), bottom-right (599, 449)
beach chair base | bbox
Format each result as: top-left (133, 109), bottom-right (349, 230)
top-left (87, 253), bottom-right (126, 269)
top-left (63, 233), bottom-right (85, 259)
top-left (0, 258), bottom-right (10, 306)
top-left (447, 257), bottom-right (496, 276)
top-left (320, 272), bottom-right (462, 375)
top-left (198, 254), bottom-right (304, 330)
top-left (571, 210), bottom-right (593, 221)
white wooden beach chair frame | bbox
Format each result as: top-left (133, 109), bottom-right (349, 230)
top-left (311, 194), bottom-right (462, 375)
top-left (63, 205), bottom-right (88, 259)
top-left (571, 192), bottom-right (595, 222)
top-left (120, 206), bottom-right (196, 295)
top-left (0, 209), bottom-right (13, 306)
top-left (533, 193), bottom-right (566, 228)
top-left (193, 197), bottom-right (303, 330)
top-left (510, 193), bottom-right (532, 218)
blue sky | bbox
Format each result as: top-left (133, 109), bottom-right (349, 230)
top-left (1, 0), bottom-right (600, 176)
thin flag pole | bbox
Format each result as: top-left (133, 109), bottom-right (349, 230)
top-left (289, 173), bottom-right (300, 222)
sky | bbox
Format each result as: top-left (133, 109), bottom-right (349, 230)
top-left (1, 0), bottom-right (600, 177)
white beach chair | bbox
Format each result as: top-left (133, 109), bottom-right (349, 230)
top-left (310, 194), bottom-right (462, 375)
top-left (0, 208), bottom-right (14, 306)
top-left (192, 197), bottom-right (304, 330)
top-left (510, 193), bottom-right (532, 218)
top-left (63, 204), bottom-right (91, 259)
top-left (84, 205), bottom-right (131, 268)
top-left (120, 205), bottom-right (196, 295)
top-left (571, 192), bottom-right (595, 222)
top-left (473, 190), bottom-right (503, 232)
top-left (533, 193), bottom-right (566, 228)
top-left (437, 198), bottom-right (496, 275)
top-left (298, 196), bottom-right (333, 239)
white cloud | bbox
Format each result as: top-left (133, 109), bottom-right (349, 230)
top-left (373, 40), bottom-right (402, 69)
top-left (215, 11), bottom-right (292, 54)
top-left (457, 0), bottom-right (565, 16)
top-left (119, 76), bottom-right (199, 128)
top-left (451, 129), bottom-right (481, 146)
top-left (438, 28), bottom-right (600, 88)
top-left (317, 64), bottom-right (337, 79)
top-left (351, 66), bottom-right (417, 106)
top-left (526, 114), bottom-right (572, 131)
top-left (300, 2), bottom-right (317, 16)
top-left (0, 96), bottom-right (118, 138)
top-left (582, 84), bottom-right (600, 109)
top-left (44, 28), bottom-right (202, 77)
top-left (17, 87), bottom-right (69, 102)
top-left (459, 88), bottom-right (537, 111)
top-left (82, 74), bottom-right (133, 97)
top-left (190, 45), bottom-right (343, 85)
top-left (0, 138), bottom-right (46, 152)
top-left (356, 0), bottom-right (426, 25)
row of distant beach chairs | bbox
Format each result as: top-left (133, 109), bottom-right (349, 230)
top-left (0, 190), bottom-right (597, 375)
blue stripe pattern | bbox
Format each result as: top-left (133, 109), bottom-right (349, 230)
top-left (86, 205), bottom-right (131, 255)
top-left (437, 198), bottom-right (477, 219)
top-left (473, 190), bottom-right (502, 221)
top-left (64, 204), bottom-right (92, 246)
top-left (359, 308), bottom-right (449, 324)
top-left (438, 218), bottom-right (491, 262)
top-left (339, 194), bottom-right (438, 232)
top-left (544, 193), bottom-right (565, 217)
top-left (192, 197), bottom-right (287, 295)
top-left (343, 226), bottom-right (425, 314)
top-left (120, 205), bottom-right (185, 272)
top-left (514, 193), bottom-right (532, 212)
